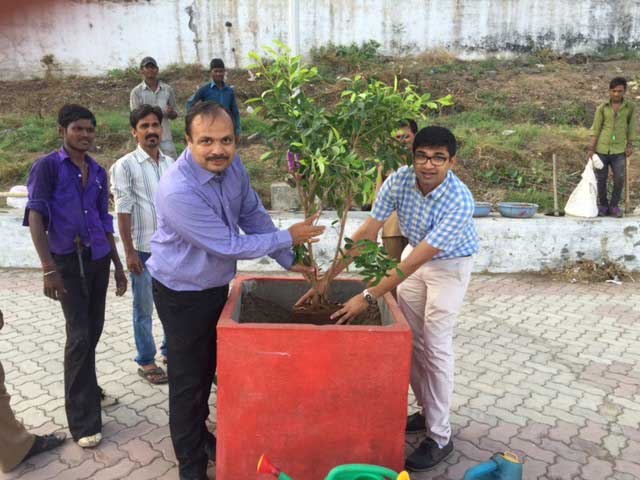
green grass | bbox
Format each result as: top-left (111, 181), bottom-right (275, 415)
top-left (589, 45), bottom-right (640, 61)
top-left (106, 67), bottom-right (139, 81)
top-left (241, 116), bottom-right (271, 137)
top-left (0, 111), bottom-right (139, 185)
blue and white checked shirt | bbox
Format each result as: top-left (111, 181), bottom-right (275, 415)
top-left (371, 166), bottom-right (479, 260)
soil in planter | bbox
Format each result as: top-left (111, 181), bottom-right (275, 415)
top-left (240, 293), bottom-right (382, 326)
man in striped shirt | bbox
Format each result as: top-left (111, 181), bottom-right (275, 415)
top-left (110, 105), bottom-right (174, 384)
top-left (130, 57), bottom-right (179, 159)
top-left (298, 126), bottom-right (478, 472)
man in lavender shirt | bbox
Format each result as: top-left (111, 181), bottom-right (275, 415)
top-left (24, 104), bottom-right (127, 449)
top-left (147, 101), bottom-right (324, 480)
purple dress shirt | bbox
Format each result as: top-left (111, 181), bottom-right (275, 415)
top-left (23, 147), bottom-right (114, 261)
top-left (147, 149), bottom-right (294, 291)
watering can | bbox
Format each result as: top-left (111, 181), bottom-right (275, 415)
top-left (257, 454), bottom-right (410, 480)
top-left (463, 452), bottom-right (522, 480)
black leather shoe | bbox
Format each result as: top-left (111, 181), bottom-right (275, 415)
top-left (405, 437), bottom-right (453, 472)
top-left (405, 412), bottom-right (427, 434)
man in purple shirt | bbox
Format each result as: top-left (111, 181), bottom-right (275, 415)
top-left (24, 104), bottom-right (127, 449)
top-left (148, 101), bottom-right (324, 480)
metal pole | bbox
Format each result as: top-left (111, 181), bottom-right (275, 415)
top-left (552, 153), bottom-right (559, 215)
top-left (0, 192), bottom-right (28, 198)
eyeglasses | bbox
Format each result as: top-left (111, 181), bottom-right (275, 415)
top-left (414, 152), bottom-right (449, 166)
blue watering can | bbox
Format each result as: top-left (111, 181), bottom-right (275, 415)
top-left (463, 452), bottom-right (522, 480)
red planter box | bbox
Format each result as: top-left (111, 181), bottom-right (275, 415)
top-left (216, 275), bottom-right (412, 480)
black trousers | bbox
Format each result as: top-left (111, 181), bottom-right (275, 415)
top-left (595, 153), bottom-right (626, 208)
top-left (53, 250), bottom-right (110, 441)
top-left (152, 278), bottom-right (229, 480)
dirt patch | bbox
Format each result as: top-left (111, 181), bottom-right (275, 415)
top-left (239, 292), bottom-right (382, 326)
top-left (541, 260), bottom-right (637, 284)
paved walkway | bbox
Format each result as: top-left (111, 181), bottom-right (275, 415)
top-left (1, 270), bottom-right (639, 480)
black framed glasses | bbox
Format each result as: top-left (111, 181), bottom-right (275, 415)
top-left (414, 152), bottom-right (449, 166)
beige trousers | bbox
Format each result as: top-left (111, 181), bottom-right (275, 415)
top-left (397, 246), bottom-right (473, 447)
top-left (0, 359), bottom-right (35, 473)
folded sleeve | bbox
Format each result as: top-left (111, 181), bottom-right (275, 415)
top-left (370, 173), bottom-right (397, 222)
top-left (109, 159), bottom-right (134, 214)
top-left (589, 105), bottom-right (604, 138)
top-left (23, 156), bottom-right (55, 227)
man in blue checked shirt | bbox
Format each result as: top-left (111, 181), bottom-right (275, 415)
top-left (297, 126), bottom-right (479, 472)
top-left (186, 58), bottom-right (241, 137)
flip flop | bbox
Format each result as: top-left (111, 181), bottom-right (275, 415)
top-left (138, 366), bottom-right (168, 384)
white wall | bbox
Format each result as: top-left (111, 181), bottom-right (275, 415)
top-left (1, 0), bottom-right (639, 80)
top-left (3, 209), bottom-right (640, 273)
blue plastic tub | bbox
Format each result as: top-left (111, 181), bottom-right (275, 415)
top-left (473, 202), bottom-right (492, 217)
top-left (497, 202), bottom-right (539, 218)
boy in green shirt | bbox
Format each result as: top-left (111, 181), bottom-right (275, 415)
top-left (589, 77), bottom-right (637, 217)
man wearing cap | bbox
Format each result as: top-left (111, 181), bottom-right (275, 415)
top-left (186, 58), bottom-right (241, 137)
top-left (130, 57), bottom-right (179, 159)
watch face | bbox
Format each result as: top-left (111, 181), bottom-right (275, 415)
top-left (364, 291), bottom-right (375, 305)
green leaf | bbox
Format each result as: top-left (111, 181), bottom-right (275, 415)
top-left (438, 94), bottom-right (455, 106)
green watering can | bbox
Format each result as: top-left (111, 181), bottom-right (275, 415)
top-left (257, 454), bottom-right (410, 480)
top-left (463, 452), bottom-right (523, 480)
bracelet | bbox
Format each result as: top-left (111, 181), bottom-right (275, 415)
top-left (43, 270), bottom-right (58, 277)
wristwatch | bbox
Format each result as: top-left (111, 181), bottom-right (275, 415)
top-left (362, 289), bottom-right (377, 307)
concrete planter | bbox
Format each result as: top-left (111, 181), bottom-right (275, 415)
top-left (216, 275), bottom-right (412, 480)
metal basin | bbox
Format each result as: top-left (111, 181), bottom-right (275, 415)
top-left (497, 202), bottom-right (539, 218)
top-left (473, 202), bottom-right (492, 217)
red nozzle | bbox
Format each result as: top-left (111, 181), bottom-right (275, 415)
top-left (257, 454), bottom-right (281, 477)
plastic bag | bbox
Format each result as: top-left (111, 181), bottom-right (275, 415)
top-left (564, 156), bottom-right (599, 217)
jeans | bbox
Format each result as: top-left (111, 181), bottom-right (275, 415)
top-left (152, 278), bottom-right (229, 480)
top-left (595, 153), bottom-right (626, 208)
top-left (53, 249), bottom-right (110, 441)
top-left (131, 251), bottom-right (166, 366)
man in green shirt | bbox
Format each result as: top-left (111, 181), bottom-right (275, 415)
top-left (589, 77), bottom-right (637, 217)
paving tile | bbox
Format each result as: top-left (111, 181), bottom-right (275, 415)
top-left (581, 456), bottom-right (615, 480)
top-left (126, 457), bottom-right (174, 480)
top-left (3, 271), bottom-right (639, 480)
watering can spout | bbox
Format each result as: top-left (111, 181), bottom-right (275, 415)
top-left (257, 454), bottom-right (294, 480)
top-left (463, 452), bottom-right (523, 480)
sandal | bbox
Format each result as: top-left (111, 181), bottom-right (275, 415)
top-left (138, 366), bottom-right (168, 384)
top-left (23, 432), bottom-right (66, 461)
top-left (99, 387), bottom-right (119, 408)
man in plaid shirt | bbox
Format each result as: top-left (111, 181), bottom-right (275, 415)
top-left (297, 126), bottom-right (478, 472)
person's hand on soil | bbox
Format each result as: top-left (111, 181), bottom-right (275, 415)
top-left (114, 269), bottom-right (128, 296)
top-left (294, 275), bottom-right (329, 306)
top-left (126, 251), bottom-right (144, 275)
top-left (288, 213), bottom-right (325, 246)
top-left (331, 293), bottom-right (368, 325)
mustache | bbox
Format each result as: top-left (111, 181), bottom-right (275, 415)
top-left (206, 155), bottom-right (229, 162)
top-left (145, 134), bottom-right (159, 140)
